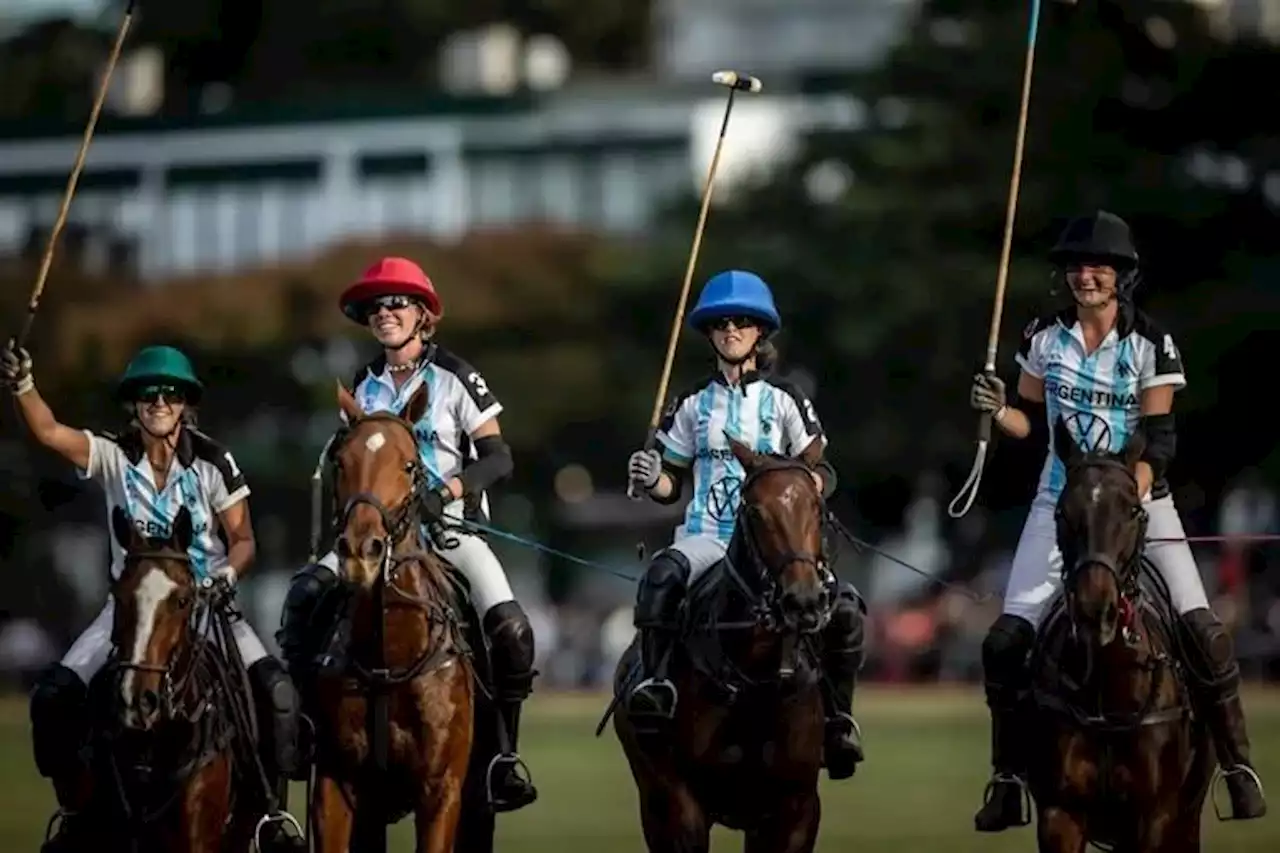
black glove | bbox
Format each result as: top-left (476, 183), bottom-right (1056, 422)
top-left (0, 339), bottom-right (32, 394)
top-left (420, 485), bottom-right (451, 522)
top-left (969, 373), bottom-right (1006, 415)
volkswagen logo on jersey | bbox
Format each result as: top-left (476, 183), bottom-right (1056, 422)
top-left (708, 475), bottom-right (744, 521)
top-left (1064, 410), bottom-right (1114, 454)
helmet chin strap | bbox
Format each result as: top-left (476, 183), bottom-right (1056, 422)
top-left (136, 408), bottom-right (182, 442)
top-left (383, 303), bottom-right (430, 352)
top-left (709, 337), bottom-right (758, 368)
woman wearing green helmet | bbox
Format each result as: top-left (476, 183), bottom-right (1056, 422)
top-left (0, 340), bottom-right (302, 853)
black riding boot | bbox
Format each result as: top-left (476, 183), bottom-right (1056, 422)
top-left (625, 552), bottom-right (690, 732)
top-left (276, 562), bottom-right (349, 681)
top-left (484, 602), bottom-right (539, 813)
top-left (1181, 609), bottom-right (1267, 820)
top-left (974, 615), bottom-right (1034, 833)
top-left (820, 584), bottom-right (866, 780)
top-left (247, 658), bottom-right (306, 852)
top-left (31, 664), bottom-right (91, 853)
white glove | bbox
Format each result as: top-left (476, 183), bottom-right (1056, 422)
top-left (627, 449), bottom-right (662, 489)
top-left (209, 565), bottom-right (238, 588)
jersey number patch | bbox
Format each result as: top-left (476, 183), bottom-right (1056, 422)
top-left (802, 398), bottom-right (819, 425)
top-left (224, 452), bottom-right (242, 478)
top-left (467, 371), bottom-right (490, 397)
top-left (1162, 334), bottom-right (1179, 362)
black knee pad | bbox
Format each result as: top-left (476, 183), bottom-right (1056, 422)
top-left (981, 614), bottom-right (1035, 705)
top-left (634, 550), bottom-right (691, 627)
top-left (1179, 607), bottom-right (1240, 691)
top-left (823, 582), bottom-right (867, 674)
top-left (249, 658), bottom-right (300, 716)
top-left (284, 563), bottom-right (340, 612)
top-left (483, 601), bottom-right (536, 702)
top-left (30, 663), bottom-right (88, 778)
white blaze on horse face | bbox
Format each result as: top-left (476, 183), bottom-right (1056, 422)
top-left (364, 431), bottom-right (386, 454)
top-left (120, 567), bottom-right (180, 721)
top-left (1089, 483), bottom-right (1102, 507)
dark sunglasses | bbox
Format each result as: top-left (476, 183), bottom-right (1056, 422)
top-left (136, 385), bottom-right (186, 405)
top-left (708, 315), bottom-right (758, 331)
top-left (363, 294), bottom-right (417, 317)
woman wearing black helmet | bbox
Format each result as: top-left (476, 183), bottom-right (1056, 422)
top-left (968, 211), bottom-right (1266, 830)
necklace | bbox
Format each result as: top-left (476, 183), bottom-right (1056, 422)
top-left (387, 358), bottom-right (419, 374)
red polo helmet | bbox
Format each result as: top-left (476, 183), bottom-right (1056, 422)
top-left (339, 257), bottom-right (443, 323)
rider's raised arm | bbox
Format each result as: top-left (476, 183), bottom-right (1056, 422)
top-left (1135, 318), bottom-right (1187, 498)
top-left (12, 386), bottom-right (92, 472)
top-left (195, 432), bottom-right (255, 578)
top-left (775, 380), bottom-right (837, 499)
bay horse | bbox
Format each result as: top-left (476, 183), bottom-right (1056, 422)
top-left (1026, 417), bottom-right (1213, 852)
top-left (306, 382), bottom-right (474, 853)
top-left (90, 504), bottom-right (261, 853)
top-left (610, 438), bottom-right (836, 853)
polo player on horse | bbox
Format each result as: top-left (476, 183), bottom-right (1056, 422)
top-left (278, 257), bottom-right (538, 812)
top-left (625, 269), bottom-right (867, 779)
top-left (0, 342), bottom-right (303, 853)
top-left (969, 211), bottom-right (1267, 830)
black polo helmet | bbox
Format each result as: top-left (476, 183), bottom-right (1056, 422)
top-left (1048, 210), bottom-right (1139, 269)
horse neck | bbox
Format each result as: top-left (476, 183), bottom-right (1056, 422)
top-left (1069, 622), bottom-right (1165, 713)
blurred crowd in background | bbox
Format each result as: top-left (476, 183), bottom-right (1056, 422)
top-left (3, 0), bottom-right (1280, 694)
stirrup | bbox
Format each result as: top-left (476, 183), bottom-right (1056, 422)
top-left (1211, 764), bottom-right (1266, 821)
top-left (830, 711), bottom-right (861, 737)
top-left (253, 810), bottom-right (305, 853)
top-left (485, 752), bottom-right (536, 811)
top-left (43, 809), bottom-right (74, 843)
top-left (629, 676), bottom-right (678, 717)
top-left (981, 773), bottom-right (1032, 827)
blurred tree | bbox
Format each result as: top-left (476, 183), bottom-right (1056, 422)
top-left (0, 19), bottom-right (108, 120)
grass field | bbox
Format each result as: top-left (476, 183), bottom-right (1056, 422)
top-left (2, 686), bottom-right (1278, 851)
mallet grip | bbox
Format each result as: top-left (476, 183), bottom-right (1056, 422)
top-left (711, 70), bottom-right (763, 93)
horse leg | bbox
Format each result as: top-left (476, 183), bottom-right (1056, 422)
top-left (179, 757), bottom-right (233, 853)
top-left (311, 773), bottom-right (354, 853)
top-left (636, 778), bottom-right (711, 853)
top-left (415, 774), bottom-right (465, 853)
top-left (743, 790), bottom-right (820, 853)
top-left (1036, 806), bottom-right (1087, 853)
top-left (454, 692), bottom-right (498, 853)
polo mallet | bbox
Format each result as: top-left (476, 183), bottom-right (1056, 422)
top-left (13, 0), bottom-right (136, 349)
top-left (627, 69), bottom-right (763, 501)
top-left (947, 0), bottom-right (1073, 519)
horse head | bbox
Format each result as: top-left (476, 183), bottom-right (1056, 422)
top-left (727, 436), bottom-right (831, 634)
top-left (331, 381), bottom-right (431, 591)
top-left (109, 504), bottom-right (198, 731)
top-left (1052, 415), bottom-right (1148, 648)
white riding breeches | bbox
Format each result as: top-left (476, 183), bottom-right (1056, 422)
top-left (1002, 494), bottom-right (1210, 627)
top-left (663, 534), bottom-right (729, 584)
top-left (317, 526), bottom-right (515, 617)
top-left (61, 600), bottom-right (270, 685)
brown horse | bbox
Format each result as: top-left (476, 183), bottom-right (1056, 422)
top-left (306, 382), bottom-right (474, 853)
top-left (1026, 418), bottom-right (1213, 852)
top-left (611, 438), bottom-right (836, 853)
top-left (91, 504), bottom-right (260, 853)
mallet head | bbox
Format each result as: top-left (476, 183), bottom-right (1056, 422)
top-left (712, 70), bottom-right (762, 93)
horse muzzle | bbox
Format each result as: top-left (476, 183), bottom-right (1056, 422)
top-left (780, 585), bottom-right (829, 634)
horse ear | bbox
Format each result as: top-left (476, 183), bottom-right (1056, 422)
top-left (400, 382), bottom-right (429, 425)
top-left (336, 381), bottom-right (364, 423)
top-left (111, 506), bottom-right (138, 550)
top-left (1123, 428), bottom-right (1147, 471)
top-left (728, 436), bottom-right (761, 471)
top-left (1053, 416), bottom-right (1082, 467)
top-left (170, 506), bottom-right (194, 552)
top-left (799, 437), bottom-right (824, 470)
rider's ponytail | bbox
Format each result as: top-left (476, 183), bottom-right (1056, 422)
top-left (756, 339), bottom-right (778, 373)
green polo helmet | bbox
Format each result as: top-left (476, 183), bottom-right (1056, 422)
top-left (116, 345), bottom-right (203, 404)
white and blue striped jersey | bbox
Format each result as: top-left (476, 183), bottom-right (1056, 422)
top-left (78, 427), bottom-right (250, 580)
top-left (657, 372), bottom-right (827, 543)
top-left (352, 343), bottom-right (502, 521)
top-left (1017, 306), bottom-right (1186, 504)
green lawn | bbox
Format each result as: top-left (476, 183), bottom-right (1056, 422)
top-left (3, 685), bottom-right (1278, 851)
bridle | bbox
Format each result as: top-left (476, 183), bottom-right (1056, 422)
top-left (325, 412), bottom-right (460, 685)
top-left (726, 456), bottom-right (836, 636)
top-left (1054, 454), bottom-right (1149, 606)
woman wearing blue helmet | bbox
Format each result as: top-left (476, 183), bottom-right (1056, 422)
top-left (623, 269), bottom-right (867, 779)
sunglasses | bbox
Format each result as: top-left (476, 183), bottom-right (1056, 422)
top-left (136, 385), bottom-right (186, 405)
top-left (708, 315), bottom-right (758, 331)
top-left (363, 294), bottom-right (418, 317)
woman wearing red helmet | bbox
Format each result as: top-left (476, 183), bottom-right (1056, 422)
top-left (278, 257), bottom-right (537, 812)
